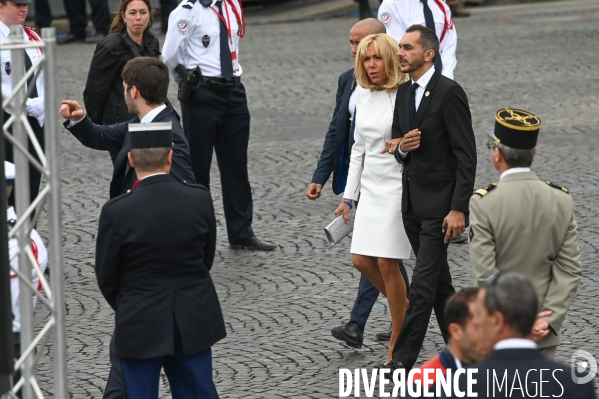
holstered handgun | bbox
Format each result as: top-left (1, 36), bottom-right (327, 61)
top-left (175, 65), bottom-right (201, 103)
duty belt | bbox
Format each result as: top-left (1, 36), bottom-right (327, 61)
top-left (188, 71), bottom-right (240, 91)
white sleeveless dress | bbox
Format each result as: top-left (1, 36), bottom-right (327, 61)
top-left (343, 86), bottom-right (411, 259)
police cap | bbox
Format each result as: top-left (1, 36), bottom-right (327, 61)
top-left (129, 122), bottom-right (173, 149)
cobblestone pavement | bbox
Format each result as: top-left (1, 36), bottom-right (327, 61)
top-left (28, 0), bottom-right (599, 397)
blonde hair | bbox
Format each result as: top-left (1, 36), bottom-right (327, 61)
top-left (355, 34), bottom-right (408, 93)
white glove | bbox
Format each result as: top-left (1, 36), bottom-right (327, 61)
top-left (26, 97), bottom-right (45, 127)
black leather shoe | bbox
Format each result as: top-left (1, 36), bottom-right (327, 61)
top-left (377, 360), bottom-right (406, 372)
top-left (375, 323), bottom-right (392, 341)
top-left (331, 322), bottom-right (363, 349)
top-left (229, 236), bottom-right (276, 251)
top-left (56, 32), bottom-right (86, 45)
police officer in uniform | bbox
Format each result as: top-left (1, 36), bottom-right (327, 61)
top-left (469, 108), bottom-right (583, 359)
top-left (1, 0), bottom-right (45, 207)
top-left (162, 0), bottom-right (275, 251)
top-left (5, 161), bottom-right (48, 397)
top-left (95, 125), bottom-right (225, 399)
top-left (378, 0), bottom-right (457, 79)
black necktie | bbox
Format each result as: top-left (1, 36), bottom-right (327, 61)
top-left (24, 50), bottom-right (38, 98)
top-left (409, 82), bottom-right (419, 128)
top-left (216, 0), bottom-right (233, 81)
top-left (420, 0), bottom-right (443, 72)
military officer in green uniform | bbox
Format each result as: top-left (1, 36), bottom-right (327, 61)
top-left (468, 108), bottom-right (582, 359)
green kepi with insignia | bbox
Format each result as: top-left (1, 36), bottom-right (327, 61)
top-left (128, 122), bottom-right (173, 149)
top-left (488, 108), bottom-right (541, 149)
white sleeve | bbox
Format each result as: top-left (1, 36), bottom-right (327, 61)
top-left (162, 5), bottom-right (195, 83)
top-left (31, 229), bottom-right (48, 274)
top-left (343, 91), bottom-right (365, 201)
top-left (9, 238), bottom-right (19, 332)
top-left (378, 1), bottom-right (407, 44)
top-left (440, 8), bottom-right (457, 79)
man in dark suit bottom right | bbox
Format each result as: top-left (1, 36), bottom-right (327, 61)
top-left (447, 272), bottom-right (596, 398)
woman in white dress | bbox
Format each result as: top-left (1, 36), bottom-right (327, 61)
top-left (334, 33), bottom-right (411, 365)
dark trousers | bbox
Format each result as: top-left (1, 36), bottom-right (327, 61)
top-left (13, 343), bottom-right (21, 399)
top-left (103, 334), bottom-right (127, 399)
top-left (63, 0), bottom-right (111, 37)
top-left (103, 334), bottom-right (220, 399)
top-left (120, 320), bottom-right (214, 399)
top-left (181, 83), bottom-right (254, 243)
top-left (391, 209), bottom-right (455, 369)
top-left (4, 113), bottom-right (44, 208)
top-left (349, 260), bottom-right (410, 332)
top-left (160, 0), bottom-right (178, 32)
top-left (34, 0), bottom-right (53, 28)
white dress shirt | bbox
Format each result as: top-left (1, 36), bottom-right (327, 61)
top-left (348, 86), bottom-right (358, 122)
top-left (378, 0), bottom-right (457, 79)
top-left (0, 21), bottom-right (45, 126)
top-left (140, 172), bottom-right (167, 180)
top-left (412, 65), bottom-right (436, 111)
top-left (398, 66), bottom-right (436, 157)
top-left (140, 104), bottom-right (167, 123)
top-left (494, 338), bottom-right (537, 350)
top-left (500, 167), bottom-right (531, 180)
top-left (162, 0), bottom-right (243, 82)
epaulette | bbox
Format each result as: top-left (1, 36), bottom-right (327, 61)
top-left (474, 183), bottom-right (497, 197)
top-left (181, 0), bottom-right (199, 9)
top-left (545, 181), bottom-right (569, 194)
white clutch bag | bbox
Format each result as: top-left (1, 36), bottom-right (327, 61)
top-left (324, 215), bottom-right (354, 245)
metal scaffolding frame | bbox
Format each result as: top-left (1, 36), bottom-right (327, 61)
top-left (1, 27), bottom-right (67, 399)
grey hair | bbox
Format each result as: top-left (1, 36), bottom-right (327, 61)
top-left (495, 142), bottom-right (535, 168)
top-left (483, 272), bottom-right (538, 337)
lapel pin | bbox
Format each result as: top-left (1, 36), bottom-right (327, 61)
top-left (425, 91), bottom-right (430, 97)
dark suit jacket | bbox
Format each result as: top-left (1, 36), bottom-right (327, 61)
top-left (448, 349), bottom-right (597, 398)
top-left (392, 70), bottom-right (476, 219)
top-left (95, 174), bottom-right (226, 359)
top-left (65, 103), bottom-right (195, 198)
top-left (311, 68), bottom-right (356, 195)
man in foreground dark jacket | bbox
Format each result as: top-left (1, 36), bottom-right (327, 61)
top-left (444, 272), bottom-right (596, 399)
top-left (95, 125), bottom-right (225, 398)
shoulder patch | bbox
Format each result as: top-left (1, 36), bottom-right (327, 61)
top-left (181, 0), bottom-right (198, 9)
top-left (177, 19), bottom-right (191, 35)
top-left (380, 12), bottom-right (392, 27)
top-left (545, 181), bottom-right (569, 194)
top-left (474, 183), bottom-right (497, 197)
